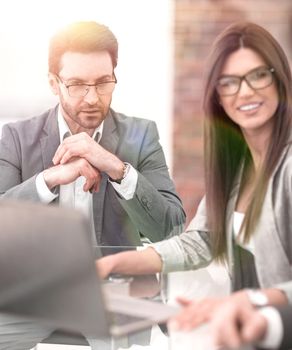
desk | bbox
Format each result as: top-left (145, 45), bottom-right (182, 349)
top-left (37, 245), bottom-right (231, 350)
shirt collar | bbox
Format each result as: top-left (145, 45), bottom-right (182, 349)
top-left (57, 105), bottom-right (103, 142)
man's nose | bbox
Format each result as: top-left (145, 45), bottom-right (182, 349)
top-left (84, 86), bottom-right (100, 105)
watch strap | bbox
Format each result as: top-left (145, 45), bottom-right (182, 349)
top-left (108, 163), bottom-right (130, 184)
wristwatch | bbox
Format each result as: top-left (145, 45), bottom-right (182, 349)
top-left (246, 289), bottom-right (269, 307)
top-left (108, 162), bottom-right (130, 184)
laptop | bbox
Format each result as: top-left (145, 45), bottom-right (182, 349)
top-left (0, 201), bottom-right (178, 338)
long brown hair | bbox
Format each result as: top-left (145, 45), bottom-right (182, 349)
top-left (203, 22), bottom-right (292, 261)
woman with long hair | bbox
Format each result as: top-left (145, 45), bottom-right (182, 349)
top-left (97, 21), bottom-right (292, 329)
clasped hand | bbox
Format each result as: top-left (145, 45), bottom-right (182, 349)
top-left (44, 132), bottom-right (124, 192)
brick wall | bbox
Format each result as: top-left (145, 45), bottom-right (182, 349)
top-left (173, 0), bottom-right (292, 224)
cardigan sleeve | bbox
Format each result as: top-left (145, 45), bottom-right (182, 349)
top-left (152, 197), bottom-right (213, 273)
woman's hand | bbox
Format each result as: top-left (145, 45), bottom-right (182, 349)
top-left (168, 289), bottom-right (255, 332)
top-left (168, 288), bottom-right (288, 337)
top-left (169, 296), bottom-right (227, 331)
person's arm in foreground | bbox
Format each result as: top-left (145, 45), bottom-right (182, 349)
top-left (96, 247), bottom-right (163, 278)
top-left (169, 289), bottom-right (287, 331)
top-left (210, 294), bottom-right (287, 349)
top-left (168, 288), bottom-right (287, 348)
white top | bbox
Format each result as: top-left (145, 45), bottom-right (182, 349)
top-left (233, 211), bottom-right (255, 255)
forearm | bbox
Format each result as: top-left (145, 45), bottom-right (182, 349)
top-left (0, 175), bottom-right (41, 202)
top-left (96, 247), bottom-right (163, 278)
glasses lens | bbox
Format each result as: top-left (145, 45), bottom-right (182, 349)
top-left (96, 82), bottom-right (116, 95)
top-left (67, 82), bottom-right (116, 97)
top-left (216, 77), bottom-right (240, 96)
top-left (68, 85), bottom-right (88, 98)
top-left (246, 68), bottom-right (273, 90)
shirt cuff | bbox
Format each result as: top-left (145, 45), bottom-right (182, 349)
top-left (109, 164), bottom-right (138, 200)
top-left (257, 306), bottom-right (283, 349)
top-left (35, 172), bottom-right (58, 203)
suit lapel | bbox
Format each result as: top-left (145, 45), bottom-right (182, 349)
top-left (40, 107), bottom-right (119, 169)
top-left (40, 107), bottom-right (60, 170)
top-left (93, 110), bottom-right (119, 243)
top-left (100, 109), bottom-right (119, 153)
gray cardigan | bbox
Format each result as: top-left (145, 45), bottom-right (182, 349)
top-left (154, 140), bottom-right (292, 303)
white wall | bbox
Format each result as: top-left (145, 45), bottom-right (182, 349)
top-left (0, 0), bottom-right (174, 168)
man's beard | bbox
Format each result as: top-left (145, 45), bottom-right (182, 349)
top-left (59, 96), bottom-right (110, 132)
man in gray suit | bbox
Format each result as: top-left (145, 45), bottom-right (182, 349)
top-left (0, 21), bottom-right (185, 246)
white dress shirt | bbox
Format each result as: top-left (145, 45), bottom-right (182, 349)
top-left (35, 107), bottom-right (138, 244)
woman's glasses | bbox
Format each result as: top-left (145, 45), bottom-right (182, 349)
top-left (216, 66), bottom-right (275, 97)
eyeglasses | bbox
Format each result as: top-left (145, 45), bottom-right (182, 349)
top-left (55, 74), bottom-right (117, 98)
top-left (216, 66), bottom-right (275, 97)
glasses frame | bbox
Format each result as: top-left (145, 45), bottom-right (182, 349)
top-left (55, 73), bottom-right (117, 98)
top-left (216, 66), bottom-right (275, 97)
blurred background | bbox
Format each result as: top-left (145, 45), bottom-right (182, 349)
top-left (1, 0), bottom-right (292, 224)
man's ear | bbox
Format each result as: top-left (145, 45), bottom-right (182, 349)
top-left (48, 73), bottom-right (59, 95)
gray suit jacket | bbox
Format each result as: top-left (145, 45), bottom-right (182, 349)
top-left (0, 106), bottom-right (185, 245)
top-left (154, 139), bottom-right (292, 302)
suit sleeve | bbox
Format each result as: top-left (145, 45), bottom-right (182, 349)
top-left (0, 124), bottom-right (40, 201)
top-left (275, 305), bottom-right (292, 350)
top-left (117, 121), bottom-right (186, 242)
